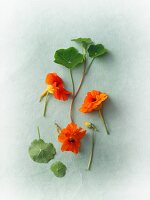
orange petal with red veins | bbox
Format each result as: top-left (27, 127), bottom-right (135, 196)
top-left (45, 73), bottom-right (63, 86)
top-left (53, 86), bottom-right (71, 101)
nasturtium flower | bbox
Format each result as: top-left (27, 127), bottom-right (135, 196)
top-left (58, 122), bottom-right (86, 154)
top-left (79, 90), bottom-right (108, 113)
top-left (80, 90), bottom-right (109, 135)
top-left (40, 72), bottom-right (71, 101)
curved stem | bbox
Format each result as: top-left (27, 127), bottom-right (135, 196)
top-left (69, 98), bottom-right (74, 122)
top-left (69, 58), bottom-right (87, 122)
top-left (37, 126), bottom-right (41, 140)
top-left (69, 69), bottom-right (75, 122)
top-left (98, 109), bottom-right (109, 135)
top-left (43, 93), bottom-right (49, 117)
top-left (87, 129), bottom-right (95, 170)
top-left (85, 58), bottom-right (95, 75)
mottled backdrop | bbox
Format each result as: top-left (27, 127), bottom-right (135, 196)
top-left (0, 0), bottom-right (150, 199)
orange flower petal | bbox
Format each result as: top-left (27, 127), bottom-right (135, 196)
top-left (45, 73), bottom-right (63, 87)
top-left (61, 140), bottom-right (80, 154)
top-left (53, 86), bottom-right (71, 101)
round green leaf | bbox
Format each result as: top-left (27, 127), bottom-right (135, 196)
top-left (54, 47), bottom-right (84, 69)
top-left (28, 139), bottom-right (56, 163)
top-left (50, 161), bottom-right (67, 177)
top-left (88, 44), bottom-right (107, 58)
top-left (71, 38), bottom-right (93, 50)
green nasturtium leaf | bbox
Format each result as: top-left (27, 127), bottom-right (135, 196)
top-left (50, 161), bottom-right (67, 177)
top-left (54, 47), bottom-right (84, 69)
top-left (88, 44), bottom-right (107, 58)
top-left (28, 139), bottom-right (56, 163)
top-left (71, 37), bottom-right (93, 50)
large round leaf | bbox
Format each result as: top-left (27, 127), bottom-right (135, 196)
top-left (54, 47), bottom-right (84, 69)
top-left (28, 139), bottom-right (56, 163)
top-left (88, 44), bottom-right (107, 58)
top-left (50, 161), bottom-right (67, 177)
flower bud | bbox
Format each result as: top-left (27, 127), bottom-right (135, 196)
top-left (84, 121), bottom-right (98, 131)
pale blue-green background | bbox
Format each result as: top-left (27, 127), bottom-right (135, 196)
top-left (0, 0), bottom-right (150, 199)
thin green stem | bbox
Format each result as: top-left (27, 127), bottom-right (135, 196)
top-left (87, 129), bottom-right (95, 170)
top-left (43, 92), bottom-right (49, 117)
top-left (69, 69), bottom-right (75, 122)
top-left (70, 69), bottom-right (75, 96)
top-left (55, 123), bottom-right (61, 133)
top-left (37, 126), bottom-right (41, 140)
top-left (85, 58), bottom-right (95, 75)
top-left (98, 109), bottom-right (109, 135)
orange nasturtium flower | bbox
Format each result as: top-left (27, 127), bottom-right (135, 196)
top-left (40, 73), bottom-right (71, 116)
top-left (79, 90), bottom-right (108, 113)
top-left (40, 72), bottom-right (71, 101)
top-left (58, 122), bottom-right (86, 154)
top-left (79, 90), bottom-right (109, 135)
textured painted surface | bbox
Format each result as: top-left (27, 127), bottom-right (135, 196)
top-left (0, 0), bottom-right (150, 199)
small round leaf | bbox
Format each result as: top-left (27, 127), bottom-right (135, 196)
top-left (88, 44), bottom-right (107, 58)
top-left (28, 139), bottom-right (56, 163)
top-left (72, 38), bottom-right (93, 50)
top-left (50, 161), bottom-right (67, 177)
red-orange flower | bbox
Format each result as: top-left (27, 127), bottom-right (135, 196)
top-left (79, 90), bottom-right (108, 113)
top-left (40, 72), bottom-right (71, 101)
top-left (58, 122), bottom-right (86, 154)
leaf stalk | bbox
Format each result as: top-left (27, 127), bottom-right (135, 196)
top-left (37, 126), bottom-right (41, 139)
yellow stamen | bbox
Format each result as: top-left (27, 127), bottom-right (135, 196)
top-left (47, 85), bottom-right (54, 94)
top-left (40, 85), bottom-right (54, 102)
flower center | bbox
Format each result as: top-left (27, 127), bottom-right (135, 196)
top-left (91, 97), bottom-right (96, 102)
top-left (68, 137), bottom-right (75, 143)
top-left (55, 82), bottom-right (59, 87)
